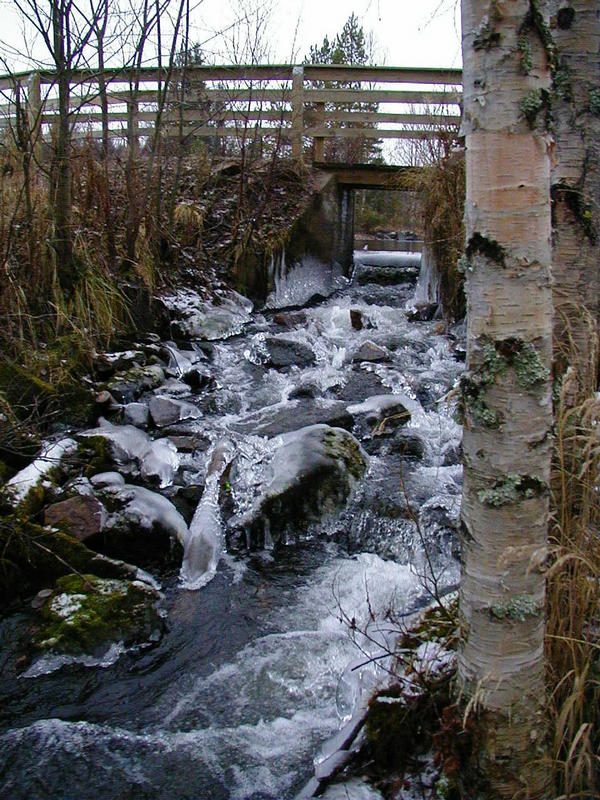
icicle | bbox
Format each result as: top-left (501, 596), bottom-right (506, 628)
top-left (179, 440), bottom-right (234, 590)
top-left (263, 517), bottom-right (274, 550)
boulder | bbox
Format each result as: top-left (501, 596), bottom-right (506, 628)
top-left (227, 424), bottom-right (368, 550)
top-left (122, 402), bottom-right (150, 429)
top-left (107, 365), bottom-right (165, 403)
top-left (390, 430), bottom-right (427, 460)
top-left (149, 395), bottom-right (201, 428)
top-left (88, 482), bottom-right (188, 565)
top-left (153, 379), bottom-right (192, 398)
top-left (44, 495), bottom-right (106, 542)
top-left (33, 573), bottom-right (165, 656)
top-left (349, 309), bottom-right (363, 330)
top-left (271, 310), bottom-right (308, 329)
top-left (230, 398), bottom-right (353, 438)
top-left (333, 369), bottom-right (387, 403)
top-left (263, 335), bottom-right (316, 368)
top-left (350, 341), bottom-right (389, 363)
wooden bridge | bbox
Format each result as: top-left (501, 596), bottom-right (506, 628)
top-left (0, 64), bottom-right (462, 164)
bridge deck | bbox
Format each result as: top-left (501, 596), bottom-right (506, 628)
top-left (313, 162), bottom-right (417, 190)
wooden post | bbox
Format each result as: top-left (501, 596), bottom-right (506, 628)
top-left (313, 101), bottom-right (325, 162)
top-left (291, 65), bottom-right (304, 161)
top-left (27, 72), bottom-right (42, 160)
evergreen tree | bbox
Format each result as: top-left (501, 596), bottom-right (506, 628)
top-left (305, 13), bottom-right (381, 163)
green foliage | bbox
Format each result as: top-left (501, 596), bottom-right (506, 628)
top-left (355, 205), bottom-right (387, 234)
top-left (305, 13), bottom-right (381, 163)
top-left (307, 13), bottom-right (370, 67)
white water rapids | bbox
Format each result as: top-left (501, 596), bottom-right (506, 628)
top-left (0, 250), bottom-right (462, 800)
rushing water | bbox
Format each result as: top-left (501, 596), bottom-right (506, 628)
top-left (0, 254), bottom-right (463, 800)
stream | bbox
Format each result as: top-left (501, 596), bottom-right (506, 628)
top-left (0, 252), bottom-right (464, 800)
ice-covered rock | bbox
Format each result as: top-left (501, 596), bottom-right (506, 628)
top-left (89, 482), bottom-right (189, 565)
top-left (5, 438), bottom-right (77, 505)
top-left (161, 289), bottom-right (253, 341)
top-left (227, 424), bottom-right (368, 550)
top-left (90, 472), bottom-right (125, 488)
top-left (79, 420), bottom-right (179, 488)
top-left (101, 483), bottom-right (188, 544)
top-left (348, 394), bottom-right (419, 430)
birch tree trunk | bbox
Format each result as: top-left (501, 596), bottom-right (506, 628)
top-left (457, 1), bottom-right (554, 796)
top-left (551, 0), bottom-right (600, 380)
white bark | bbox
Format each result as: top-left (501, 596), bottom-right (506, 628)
top-left (551, 0), bottom-right (600, 379)
top-left (458, 1), bottom-right (553, 796)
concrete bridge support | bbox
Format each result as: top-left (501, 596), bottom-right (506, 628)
top-left (235, 170), bottom-right (355, 305)
top-left (235, 163), bottom-right (411, 306)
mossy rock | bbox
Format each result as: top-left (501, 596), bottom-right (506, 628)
top-left (106, 364), bottom-right (165, 403)
top-left (0, 518), bottom-right (149, 608)
top-left (34, 573), bottom-right (165, 655)
top-left (228, 425), bottom-right (367, 550)
top-left (77, 436), bottom-right (115, 477)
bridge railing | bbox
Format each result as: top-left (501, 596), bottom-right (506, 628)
top-left (0, 64), bottom-right (462, 161)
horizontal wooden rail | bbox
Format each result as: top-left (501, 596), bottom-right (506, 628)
top-left (0, 63), bottom-right (463, 162)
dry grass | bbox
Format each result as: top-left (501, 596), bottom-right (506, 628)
top-left (547, 313), bottom-right (600, 798)
top-left (401, 132), bottom-right (466, 321)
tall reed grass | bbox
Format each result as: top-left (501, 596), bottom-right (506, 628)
top-left (547, 311), bottom-right (600, 797)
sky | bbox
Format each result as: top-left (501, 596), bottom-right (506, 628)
top-left (190, 0), bottom-right (462, 67)
top-left (0, 0), bottom-right (462, 72)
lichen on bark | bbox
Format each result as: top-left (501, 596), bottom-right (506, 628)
top-left (477, 473), bottom-right (547, 506)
